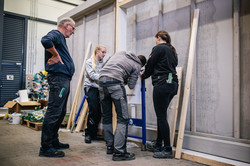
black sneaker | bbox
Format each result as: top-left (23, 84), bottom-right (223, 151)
top-left (39, 147), bottom-right (65, 157)
top-left (146, 140), bottom-right (162, 152)
top-left (153, 150), bottom-right (173, 159)
top-left (107, 146), bottom-right (114, 154)
top-left (53, 142), bottom-right (70, 150)
top-left (112, 152), bottom-right (135, 161)
top-left (85, 135), bottom-right (91, 144)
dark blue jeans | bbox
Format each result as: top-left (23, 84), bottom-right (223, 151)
top-left (84, 87), bottom-right (102, 138)
top-left (153, 81), bottom-right (178, 150)
top-left (41, 75), bottom-right (70, 149)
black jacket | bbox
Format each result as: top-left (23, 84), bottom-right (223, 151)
top-left (41, 30), bottom-right (75, 80)
top-left (142, 43), bottom-right (178, 86)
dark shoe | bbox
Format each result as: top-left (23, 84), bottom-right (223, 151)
top-left (107, 146), bottom-right (114, 154)
top-left (153, 150), bottom-right (173, 159)
top-left (146, 140), bottom-right (162, 152)
top-left (112, 152), bottom-right (135, 161)
top-left (85, 135), bottom-right (91, 144)
top-left (39, 147), bottom-right (65, 158)
top-left (53, 142), bottom-right (69, 150)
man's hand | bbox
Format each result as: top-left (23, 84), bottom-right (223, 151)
top-left (48, 55), bottom-right (64, 65)
top-left (140, 69), bottom-right (145, 78)
top-left (46, 46), bottom-right (64, 65)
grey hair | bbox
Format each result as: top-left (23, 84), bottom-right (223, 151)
top-left (58, 17), bottom-right (75, 28)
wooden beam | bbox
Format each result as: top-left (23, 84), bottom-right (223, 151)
top-left (58, 0), bottom-right (113, 21)
top-left (75, 101), bottom-right (89, 132)
top-left (190, 0), bottom-right (196, 134)
top-left (67, 42), bottom-right (92, 129)
top-left (175, 9), bottom-right (200, 159)
top-left (168, 67), bottom-right (182, 146)
top-left (233, 0), bottom-right (240, 139)
top-left (181, 152), bottom-right (234, 166)
top-left (118, 0), bottom-right (146, 9)
top-left (112, 103), bottom-right (117, 134)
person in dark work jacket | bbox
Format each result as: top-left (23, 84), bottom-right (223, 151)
top-left (99, 51), bottom-right (146, 161)
top-left (39, 17), bottom-right (75, 158)
top-left (141, 30), bottom-right (178, 159)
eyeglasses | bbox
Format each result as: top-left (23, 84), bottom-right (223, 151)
top-left (68, 24), bottom-right (76, 31)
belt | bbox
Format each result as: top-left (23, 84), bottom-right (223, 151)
top-left (99, 76), bottom-right (119, 82)
top-left (99, 76), bottom-right (121, 85)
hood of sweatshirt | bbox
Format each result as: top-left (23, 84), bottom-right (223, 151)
top-left (125, 51), bottom-right (142, 66)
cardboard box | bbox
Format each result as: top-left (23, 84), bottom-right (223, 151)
top-left (4, 101), bottom-right (41, 114)
top-left (38, 99), bottom-right (48, 108)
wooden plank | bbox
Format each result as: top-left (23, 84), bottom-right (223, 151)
top-left (175, 9), bottom-right (200, 159)
top-left (181, 152), bottom-right (234, 166)
top-left (74, 101), bottom-right (86, 132)
top-left (118, 0), bottom-right (146, 9)
top-left (233, 0), bottom-right (240, 139)
top-left (168, 67), bottom-right (182, 146)
top-left (71, 42), bottom-right (92, 126)
top-left (67, 42), bottom-right (92, 129)
top-left (112, 103), bottom-right (117, 134)
top-left (75, 101), bottom-right (89, 133)
top-left (190, 0), bottom-right (197, 134)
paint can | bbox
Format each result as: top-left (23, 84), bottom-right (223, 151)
top-left (9, 113), bottom-right (21, 124)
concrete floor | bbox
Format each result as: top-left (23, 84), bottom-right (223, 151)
top-left (0, 120), bottom-right (205, 166)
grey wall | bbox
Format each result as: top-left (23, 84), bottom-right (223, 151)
top-left (66, 3), bottom-right (115, 112)
top-left (65, 0), bottom-right (250, 140)
top-left (196, 0), bottom-right (233, 137)
top-left (127, 0), bottom-right (249, 140)
top-left (125, 0), bottom-right (250, 161)
top-left (63, 0), bottom-right (250, 162)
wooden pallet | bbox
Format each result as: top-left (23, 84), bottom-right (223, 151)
top-left (21, 119), bottom-right (43, 131)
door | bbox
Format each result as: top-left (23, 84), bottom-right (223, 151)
top-left (0, 14), bottom-right (26, 106)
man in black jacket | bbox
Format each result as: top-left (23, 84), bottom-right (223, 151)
top-left (39, 17), bottom-right (75, 158)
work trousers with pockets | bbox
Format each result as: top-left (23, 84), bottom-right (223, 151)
top-left (84, 87), bottom-right (102, 138)
top-left (153, 80), bottom-right (178, 151)
top-left (41, 75), bottom-right (70, 149)
top-left (99, 80), bottom-right (129, 154)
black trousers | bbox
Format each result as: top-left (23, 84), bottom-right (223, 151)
top-left (153, 81), bottom-right (178, 149)
top-left (41, 75), bottom-right (70, 149)
top-left (84, 87), bottom-right (102, 137)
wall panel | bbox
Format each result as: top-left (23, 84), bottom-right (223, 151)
top-left (196, 0), bottom-right (233, 137)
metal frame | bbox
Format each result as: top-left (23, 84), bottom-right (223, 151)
top-left (128, 79), bottom-right (146, 151)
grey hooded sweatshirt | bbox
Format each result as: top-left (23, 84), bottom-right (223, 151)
top-left (99, 51), bottom-right (142, 89)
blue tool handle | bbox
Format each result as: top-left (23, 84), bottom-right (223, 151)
top-left (74, 95), bottom-right (86, 123)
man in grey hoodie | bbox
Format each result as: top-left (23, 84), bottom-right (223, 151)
top-left (99, 51), bottom-right (146, 161)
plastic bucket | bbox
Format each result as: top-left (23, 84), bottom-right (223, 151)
top-left (9, 113), bottom-right (21, 124)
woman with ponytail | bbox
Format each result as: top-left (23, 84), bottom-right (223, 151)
top-left (84, 45), bottom-right (107, 144)
top-left (141, 30), bottom-right (178, 158)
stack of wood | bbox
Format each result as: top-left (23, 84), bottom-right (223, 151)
top-left (67, 42), bottom-right (92, 133)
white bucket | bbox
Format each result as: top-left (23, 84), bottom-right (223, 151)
top-left (9, 113), bottom-right (21, 124)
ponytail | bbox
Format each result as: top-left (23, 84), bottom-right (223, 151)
top-left (155, 30), bottom-right (178, 57)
